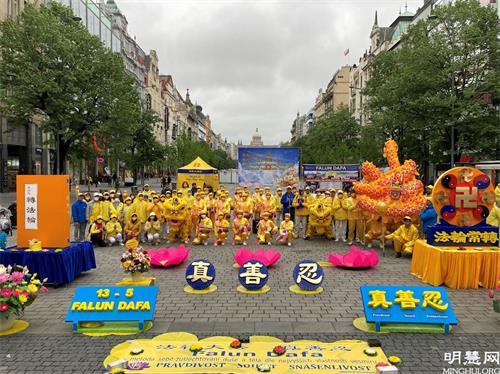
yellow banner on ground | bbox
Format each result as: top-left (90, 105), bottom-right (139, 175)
top-left (104, 333), bottom-right (387, 373)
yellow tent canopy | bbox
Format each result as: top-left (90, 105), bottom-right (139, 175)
top-left (177, 157), bottom-right (219, 190)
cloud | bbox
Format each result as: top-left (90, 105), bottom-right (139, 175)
top-left (116, 0), bottom-right (423, 145)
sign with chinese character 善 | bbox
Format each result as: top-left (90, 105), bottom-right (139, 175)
top-left (360, 285), bottom-right (457, 333)
top-left (65, 286), bottom-right (158, 332)
top-left (427, 167), bottom-right (498, 246)
top-left (103, 332), bottom-right (388, 373)
top-left (24, 184), bottom-right (38, 230)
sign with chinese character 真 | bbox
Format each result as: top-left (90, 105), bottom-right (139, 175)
top-left (103, 332), bottom-right (389, 374)
top-left (24, 184), bottom-right (38, 230)
top-left (65, 286), bottom-right (159, 332)
top-left (293, 261), bottom-right (324, 291)
top-left (185, 260), bottom-right (216, 290)
top-left (360, 285), bottom-right (457, 333)
top-left (238, 260), bottom-right (269, 292)
top-left (428, 167), bottom-right (497, 246)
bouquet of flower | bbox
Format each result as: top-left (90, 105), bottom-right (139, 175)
top-left (488, 276), bottom-right (500, 313)
top-left (0, 264), bottom-right (48, 319)
top-left (120, 239), bottom-right (151, 274)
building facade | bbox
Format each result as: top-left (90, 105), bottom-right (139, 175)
top-left (145, 50), bottom-right (167, 145)
top-left (349, 10), bottom-right (414, 126)
top-left (1, 0), bottom-right (123, 191)
top-left (103, 0), bottom-right (146, 100)
top-left (290, 112), bottom-right (306, 143)
top-left (313, 65), bottom-right (352, 120)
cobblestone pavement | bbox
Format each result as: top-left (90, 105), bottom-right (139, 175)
top-left (1, 234), bottom-right (499, 374)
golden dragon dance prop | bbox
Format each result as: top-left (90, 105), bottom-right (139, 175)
top-left (354, 139), bottom-right (426, 220)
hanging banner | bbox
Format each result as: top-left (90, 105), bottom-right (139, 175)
top-left (303, 164), bottom-right (359, 191)
top-left (238, 147), bottom-right (300, 187)
top-left (24, 184), bottom-right (38, 230)
top-left (104, 333), bottom-right (388, 373)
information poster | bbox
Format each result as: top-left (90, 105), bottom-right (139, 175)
top-left (303, 164), bottom-right (359, 191)
top-left (238, 147), bottom-right (300, 187)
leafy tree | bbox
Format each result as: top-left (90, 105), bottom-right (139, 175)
top-left (364, 0), bottom-right (499, 180)
top-left (292, 106), bottom-right (362, 164)
top-left (0, 3), bottom-right (143, 174)
top-left (165, 133), bottom-right (236, 171)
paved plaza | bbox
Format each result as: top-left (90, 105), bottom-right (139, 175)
top-left (1, 227), bottom-right (499, 373)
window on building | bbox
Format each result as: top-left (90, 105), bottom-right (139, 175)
top-left (34, 126), bottom-right (42, 147)
top-left (146, 94), bottom-right (152, 110)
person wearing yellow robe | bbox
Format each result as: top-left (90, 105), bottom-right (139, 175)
top-left (276, 213), bottom-right (295, 246)
top-left (237, 192), bottom-right (254, 223)
top-left (110, 198), bottom-right (124, 223)
top-left (133, 193), bottom-right (149, 242)
top-left (216, 194), bottom-right (231, 217)
top-left (124, 213), bottom-right (141, 242)
top-left (88, 215), bottom-right (106, 247)
top-left (144, 212), bottom-right (161, 244)
top-left (193, 211), bottom-right (213, 245)
top-left (89, 193), bottom-right (103, 224)
top-left (257, 212), bottom-right (278, 245)
top-left (275, 188), bottom-right (284, 227)
top-left (385, 216), bottom-right (419, 257)
top-left (123, 197), bottom-right (136, 226)
top-left (101, 192), bottom-right (112, 223)
top-left (346, 191), bottom-right (364, 244)
top-left (214, 212), bottom-right (230, 246)
top-left (233, 211), bottom-right (250, 245)
top-left (206, 192), bottom-right (217, 225)
top-left (486, 203), bottom-right (500, 227)
top-left (261, 191), bottom-right (277, 221)
top-left (365, 214), bottom-right (388, 248)
top-left (495, 183), bottom-right (500, 205)
top-left (105, 214), bottom-right (123, 246)
top-left (191, 192), bottom-right (206, 235)
top-left (332, 191), bottom-right (349, 242)
top-left (293, 189), bottom-right (309, 238)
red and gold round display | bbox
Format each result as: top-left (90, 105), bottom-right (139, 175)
top-left (432, 167), bottom-right (495, 227)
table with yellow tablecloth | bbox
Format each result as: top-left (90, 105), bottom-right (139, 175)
top-left (411, 240), bottom-right (500, 289)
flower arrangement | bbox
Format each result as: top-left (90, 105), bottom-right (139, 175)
top-left (488, 276), bottom-right (500, 313)
top-left (230, 340), bottom-right (242, 349)
top-left (0, 264), bottom-right (48, 319)
top-left (120, 239), bottom-right (151, 275)
top-left (272, 345), bottom-right (286, 356)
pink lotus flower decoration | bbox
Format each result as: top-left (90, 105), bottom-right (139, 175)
top-left (148, 244), bottom-right (190, 267)
top-left (234, 247), bottom-right (282, 267)
top-left (328, 245), bottom-right (379, 269)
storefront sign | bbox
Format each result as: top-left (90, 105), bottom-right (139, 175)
top-left (24, 183), bottom-right (38, 230)
top-left (103, 332), bottom-right (388, 373)
top-left (360, 285), bottom-right (457, 333)
top-left (65, 286), bottom-right (158, 331)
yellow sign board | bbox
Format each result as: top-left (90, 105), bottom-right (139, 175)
top-left (104, 333), bottom-right (388, 373)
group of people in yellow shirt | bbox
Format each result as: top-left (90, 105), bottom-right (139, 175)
top-left (79, 183), bottom-right (424, 257)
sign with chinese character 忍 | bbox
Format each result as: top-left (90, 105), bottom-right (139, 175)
top-left (293, 261), bottom-right (324, 291)
top-left (24, 184), bottom-right (38, 230)
top-left (65, 285), bottom-right (159, 332)
top-left (360, 285), bottom-right (457, 333)
top-left (238, 260), bottom-right (269, 291)
top-left (427, 167), bottom-right (498, 246)
top-left (185, 259), bottom-right (216, 290)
